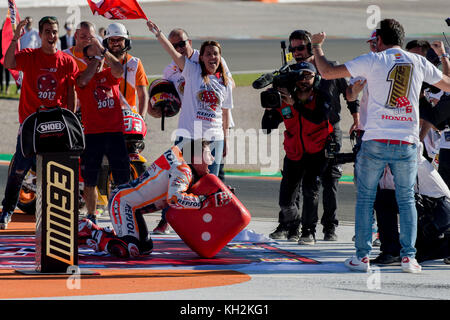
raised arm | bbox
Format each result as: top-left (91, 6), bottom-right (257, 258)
top-left (76, 57), bottom-right (100, 88)
top-left (432, 75), bottom-right (450, 93)
top-left (146, 20), bottom-right (185, 71)
top-left (4, 18), bottom-right (28, 70)
top-left (91, 37), bottom-right (123, 79)
top-left (311, 32), bottom-right (352, 80)
top-left (431, 40), bottom-right (449, 77)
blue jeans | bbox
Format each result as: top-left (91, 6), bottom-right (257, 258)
top-left (174, 136), bottom-right (224, 177)
top-left (354, 140), bottom-right (418, 259)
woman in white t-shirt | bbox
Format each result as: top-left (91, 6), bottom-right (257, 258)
top-left (147, 20), bottom-right (233, 176)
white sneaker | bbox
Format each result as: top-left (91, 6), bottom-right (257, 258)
top-left (401, 257), bottom-right (422, 273)
top-left (344, 256), bottom-right (370, 272)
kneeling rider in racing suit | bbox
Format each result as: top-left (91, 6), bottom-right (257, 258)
top-left (78, 139), bottom-right (232, 258)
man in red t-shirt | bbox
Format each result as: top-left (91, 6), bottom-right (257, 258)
top-left (76, 37), bottom-right (130, 224)
top-left (1, 16), bottom-right (79, 229)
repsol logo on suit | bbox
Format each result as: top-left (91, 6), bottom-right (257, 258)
top-left (124, 204), bottom-right (135, 235)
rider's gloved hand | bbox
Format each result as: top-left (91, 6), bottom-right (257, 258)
top-left (202, 190), bottom-right (233, 208)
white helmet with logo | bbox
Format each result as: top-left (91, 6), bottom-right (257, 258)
top-left (103, 22), bottom-right (132, 51)
top-left (104, 22), bottom-right (129, 39)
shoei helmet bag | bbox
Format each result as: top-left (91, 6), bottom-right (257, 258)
top-left (20, 106), bottom-right (85, 158)
top-left (147, 79), bottom-right (181, 130)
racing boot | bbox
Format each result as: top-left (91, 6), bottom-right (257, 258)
top-left (152, 218), bottom-right (170, 234)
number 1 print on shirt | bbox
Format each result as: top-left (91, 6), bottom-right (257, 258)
top-left (385, 63), bottom-right (413, 109)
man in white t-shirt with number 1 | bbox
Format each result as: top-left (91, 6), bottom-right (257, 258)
top-left (311, 18), bottom-right (450, 273)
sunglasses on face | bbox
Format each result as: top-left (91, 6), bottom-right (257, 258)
top-left (108, 37), bottom-right (125, 44)
top-left (289, 44), bottom-right (307, 52)
top-left (172, 40), bottom-right (188, 49)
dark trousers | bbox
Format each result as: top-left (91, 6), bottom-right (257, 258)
top-left (374, 188), bottom-right (401, 256)
top-left (319, 161), bottom-right (342, 232)
top-left (0, 64), bottom-right (11, 93)
top-left (1, 134), bottom-right (35, 214)
top-left (438, 148), bottom-right (450, 189)
top-left (301, 125), bottom-right (343, 233)
top-left (278, 151), bottom-right (327, 232)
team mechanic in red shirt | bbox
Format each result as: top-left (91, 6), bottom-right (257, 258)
top-left (0, 16), bottom-right (79, 229)
top-left (75, 37), bottom-right (129, 225)
top-left (78, 139), bottom-right (232, 258)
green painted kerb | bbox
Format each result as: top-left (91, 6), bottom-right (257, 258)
top-left (0, 154), bottom-right (12, 161)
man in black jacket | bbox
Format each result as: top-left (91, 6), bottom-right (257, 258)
top-left (269, 29), bottom-right (360, 244)
top-left (263, 62), bottom-right (334, 242)
top-left (59, 22), bottom-right (75, 50)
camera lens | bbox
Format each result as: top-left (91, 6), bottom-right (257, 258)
top-left (261, 89), bottom-right (282, 109)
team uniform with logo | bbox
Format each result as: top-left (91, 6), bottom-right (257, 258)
top-left (163, 51), bottom-right (234, 177)
top-left (0, 47), bottom-right (79, 229)
top-left (64, 47), bottom-right (88, 113)
top-left (345, 48), bottom-right (443, 144)
top-left (116, 53), bottom-right (149, 113)
top-left (108, 145), bottom-right (205, 253)
top-left (75, 67), bottom-right (130, 187)
top-left (175, 58), bottom-right (233, 140)
top-left (15, 48), bottom-right (79, 123)
top-left (344, 47), bottom-right (444, 264)
top-left (163, 50), bottom-right (234, 125)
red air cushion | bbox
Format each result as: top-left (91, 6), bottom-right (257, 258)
top-left (166, 174), bottom-right (251, 258)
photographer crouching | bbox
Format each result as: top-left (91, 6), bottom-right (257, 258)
top-left (261, 61), bottom-right (333, 241)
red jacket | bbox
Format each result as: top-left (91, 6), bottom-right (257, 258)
top-left (278, 93), bottom-right (333, 161)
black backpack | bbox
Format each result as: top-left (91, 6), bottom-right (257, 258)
top-left (20, 106), bottom-right (85, 158)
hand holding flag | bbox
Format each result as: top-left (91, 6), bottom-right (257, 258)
top-left (1, 0), bottom-right (23, 85)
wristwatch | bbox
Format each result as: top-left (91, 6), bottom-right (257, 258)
top-left (440, 53), bottom-right (450, 59)
top-left (101, 47), bottom-right (107, 55)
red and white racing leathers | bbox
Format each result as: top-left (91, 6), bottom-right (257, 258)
top-left (108, 145), bottom-right (204, 242)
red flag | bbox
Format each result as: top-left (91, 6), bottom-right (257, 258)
top-left (87, 0), bottom-right (148, 20)
top-left (1, 0), bottom-right (21, 86)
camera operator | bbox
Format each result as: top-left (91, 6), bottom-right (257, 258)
top-left (268, 29), bottom-right (360, 243)
top-left (263, 61), bottom-right (333, 242)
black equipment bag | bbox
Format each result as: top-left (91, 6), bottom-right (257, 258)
top-left (20, 106), bottom-right (85, 158)
top-left (416, 194), bottom-right (450, 238)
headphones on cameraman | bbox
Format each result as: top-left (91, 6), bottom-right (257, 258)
top-left (289, 29), bottom-right (313, 56)
top-left (312, 73), bottom-right (321, 90)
